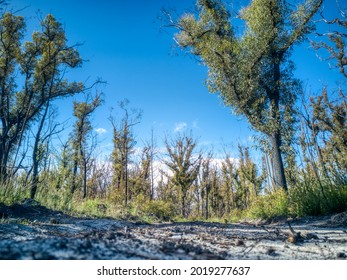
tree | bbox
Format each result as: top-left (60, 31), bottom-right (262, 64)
top-left (171, 0), bottom-right (322, 190)
top-left (0, 12), bottom-right (84, 181)
top-left (311, 2), bottom-right (346, 78)
top-left (30, 103), bottom-right (63, 199)
top-left (70, 95), bottom-right (101, 198)
top-left (109, 99), bottom-right (141, 206)
top-left (131, 131), bottom-right (157, 201)
top-left (164, 133), bottom-right (202, 218)
top-left (306, 2), bottom-right (347, 182)
top-left (199, 153), bottom-right (214, 219)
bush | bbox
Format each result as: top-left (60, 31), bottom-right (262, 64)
top-left (130, 195), bottom-right (175, 222)
top-left (248, 189), bottom-right (289, 219)
top-left (289, 180), bottom-right (347, 216)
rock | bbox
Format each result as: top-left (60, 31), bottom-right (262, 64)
top-left (235, 239), bottom-right (244, 246)
top-left (266, 248), bottom-right (276, 256)
top-left (302, 232), bottom-right (319, 240)
top-left (104, 232), bottom-right (116, 240)
top-left (336, 252), bottom-right (346, 259)
top-left (331, 211), bottom-right (347, 226)
top-left (176, 249), bottom-right (185, 254)
top-left (50, 218), bottom-right (59, 224)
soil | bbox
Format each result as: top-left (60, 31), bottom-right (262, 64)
top-left (0, 199), bottom-right (346, 260)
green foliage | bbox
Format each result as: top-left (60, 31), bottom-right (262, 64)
top-left (0, 179), bottom-right (26, 205)
top-left (70, 95), bottom-right (101, 197)
top-left (109, 99), bottom-right (142, 206)
top-left (174, 0), bottom-right (322, 190)
top-left (0, 12), bottom-right (84, 180)
top-left (164, 133), bottom-right (202, 218)
top-left (289, 180), bottom-right (347, 216)
top-left (311, 9), bottom-right (346, 78)
top-left (130, 194), bottom-right (175, 222)
top-left (248, 189), bottom-right (289, 219)
top-left (1, 2), bottom-right (347, 226)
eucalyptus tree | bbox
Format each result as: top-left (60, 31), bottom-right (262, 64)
top-left (110, 99), bottom-right (142, 206)
top-left (30, 103), bottom-right (63, 199)
top-left (199, 153), bottom-right (214, 219)
top-left (0, 12), bottom-right (84, 181)
top-left (312, 2), bottom-right (346, 79)
top-left (70, 95), bottom-right (101, 198)
top-left (171, 0), bottom-right (322, 190)
top-left (164, 133), bottom-right (202, 218)
top-left (127, 144), bottom-right (154, 203)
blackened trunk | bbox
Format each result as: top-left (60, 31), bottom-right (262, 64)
top-left (0, 139), bottom-right (11, 182)
top-left (82, 158), bottom-right (87, 199)
top-left (182, 193), bottom-right (186, 218)
top-left (270, 132), bottom-right (287, 191)
top-left (268, 55), bottom-right (287, 191)
top-left (0, 150), bottom-right (8, 182)
top-left (30, 102), bottom-right (50, 199)
top-left (71, 154), bottom-right (78, 194)
top-left (205, 184), bottom-right (209, 220)
top-left (31, 123), bottom-right (40, 199)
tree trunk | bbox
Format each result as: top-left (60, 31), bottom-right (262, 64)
top-left (268, 56), bottom-right (287, 191)
top-left (181, 193), bottom-right (186, 218)
top-left (82, 158), bottom-right (87, 199)
top-left (270, 132), bottom-right (287, 191)
top-left (205, 184), bottom-right (209, 220)
top-left (71, 152), bottom-right (78, 194)
top-left (30, 101), bottom-right (50, 199)
top-left (125, 152), bottom-right (128, 206)
top-left (0, 147), bottom-right (8, 182)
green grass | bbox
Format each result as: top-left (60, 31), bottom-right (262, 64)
top-left (1, 177), bottom-right (347, 223)
top-left (247, 188), bottom-right (289, 219)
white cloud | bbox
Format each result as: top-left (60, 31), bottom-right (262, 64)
top-left (192, 120), bottom-right (199, 129)
top-left (210, 157), bottom-right (239, 168)
top-left (174, 122), bottom-right (187, 132)
top-left (95, 128), bottom-right (107, 135)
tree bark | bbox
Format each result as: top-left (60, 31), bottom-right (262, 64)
top-left (82, 156), bottom-right (87, 199)
top-left (30, 101), bottom-right (50, 199)
top-left (270, 132), bottom-right (288, 191)
top-left (181, 193), bottom-right (187, 218)
top-left (268, 54), bottom-right (288, 191)
top-left (205, 184), bottom-right (209, 220)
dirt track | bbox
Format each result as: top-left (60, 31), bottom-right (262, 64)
top-left (0, 200), bottom-right (346, 260)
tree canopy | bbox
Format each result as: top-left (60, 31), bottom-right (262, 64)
top-left (173, 0), bottom-right (323, 190)
top-left (0, 12), bottom-right (84, 180)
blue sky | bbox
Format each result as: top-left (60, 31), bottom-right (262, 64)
top-left (8, 0), bottom-right (345, 158)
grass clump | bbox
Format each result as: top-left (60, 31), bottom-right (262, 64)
top-left (247, 188), bottom-right (289, 219)
top-left (289, 180), bottom-right (347, 217)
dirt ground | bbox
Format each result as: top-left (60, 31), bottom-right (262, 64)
top-left (0, 199), bottom-right (346, 260)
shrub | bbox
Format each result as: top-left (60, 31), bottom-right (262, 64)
top-left (248, 189), bottom-right (289, 219)
top-left (131, 195), bottom-right (176, 222)
top-left (289, 180), bottom-right (347, 216)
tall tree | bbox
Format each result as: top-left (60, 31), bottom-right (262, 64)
top-left (129, 145), bottom-right (153, 200)
top-left (70, 95), bottom-right (101, 198)
top-left (164, 133), bottom-right (202, 218)
top-left (30, 103), bottom-right (63, 199)
top-left (0, 12), bottom-right (84, 181)
top-left (199, 153), bottom-right (214, 219)
top-left (171, 0), bottom-right (322, 190)
top-left (109, 99), bottom-right (141, 206)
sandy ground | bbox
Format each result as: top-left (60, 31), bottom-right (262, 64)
top-left (0, 200), bottom-right (346, 260)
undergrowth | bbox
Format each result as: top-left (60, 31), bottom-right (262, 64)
top-left (1, 178), bottom-right (347, 223)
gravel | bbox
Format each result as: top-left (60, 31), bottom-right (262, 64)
top-left (0, 200), bottom-right (346, 260)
